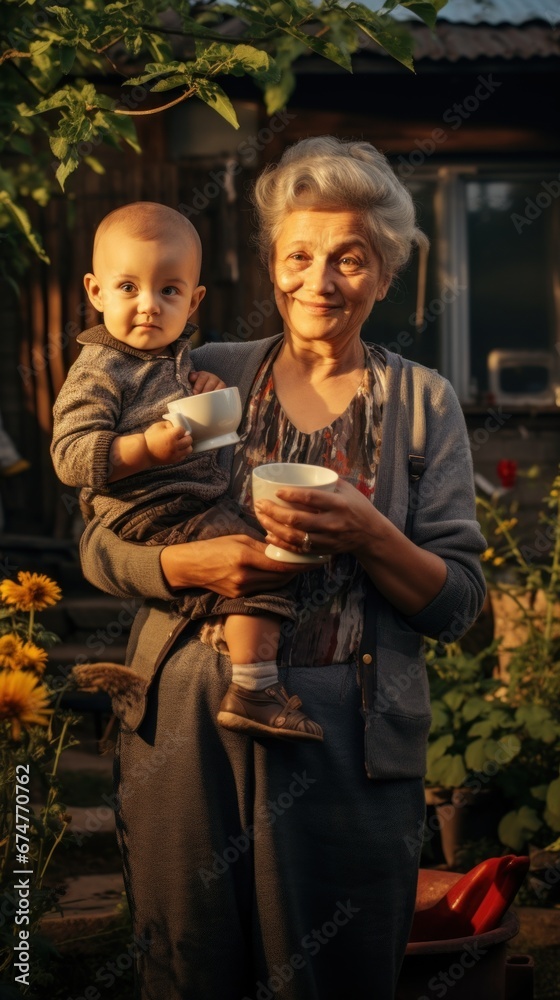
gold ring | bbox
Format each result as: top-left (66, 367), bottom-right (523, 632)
top-left (301, 532), bottom-right (311, 553)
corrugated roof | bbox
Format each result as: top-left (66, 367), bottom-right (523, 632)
top-left (386, 0), bottom-right (560, 25)
top-left (400, 21), bottom-right (560, 61)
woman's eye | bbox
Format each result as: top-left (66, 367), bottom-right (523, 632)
top-left (162, 286), bottom-right (178, 296)
top-left (339, 257), bottom-right (360, 269)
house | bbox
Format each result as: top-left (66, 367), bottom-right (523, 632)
top-left (2, 0), bottom-right (559, 537)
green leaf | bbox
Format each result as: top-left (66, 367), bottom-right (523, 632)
top-left (55, 152), bottom-right (80, 190)
top-left (32, 89), bottom-right (74, 115)
top-left (59, 45), bottom-right (77, 75)
top-left (498, 806), bottom-right (542, 851)
top-left (461, 696), bottom-right (488, 722)
top-left (546, 777), bottom-right (560, 818)
top-left (107, 113), bottom-right (141, 153)
top-left (429, 701), bottom-right (449, 731)
top-left (150, 74), bottom-right (193, 93)
top-left (426, 733), bottom-right (454, 767)
top-left (398, 1), bottom-right (447, 29)
top-left (442, 690), bottom-right (465, 712)
top-left (0, 190), bottom-right (49, 263)
top-left (342, 3), bottom-right (415, 72)
top-left (231, 43), bottom-right (273, 74)
top-left (464, 738), bottom-right (488, 772)
top-left (29, 40), bottom-right (53, 58)
top-left (544, 806), bottom-right (560, 833)
top-left (9, 135), bottom-right (33, 155)
top-left (427, 753), bottom-right (467, 789)
top-left (284, 26), bottom-right (353, 73)
top-left (467, 720), bottom-right (493, 739)
top-left (530, 784), bottom-right (550, 802)
top-left (49, 135), bottom-right (69, 159)
top-left (194, 80), bottom-right (239, 129)
top-left (146, 33), bottom-right (174, 63)
top-left (83, 156), bottom-right (105, 175)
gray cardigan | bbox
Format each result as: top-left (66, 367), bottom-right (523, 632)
top-left (79, 335), bottom-right (487, 779)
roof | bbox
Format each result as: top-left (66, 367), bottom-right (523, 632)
top-left (362, 0), bottom-right (560, 61)
top-left (387, 0), bottom-right (560, 25)
top-left (385, 20), bottom-right (560, 62)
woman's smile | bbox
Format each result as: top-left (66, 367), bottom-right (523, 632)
top-left (272, 208), bottom-right (391, 346)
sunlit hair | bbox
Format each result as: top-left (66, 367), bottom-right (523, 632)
top-left (252, 136), bottom-right (429, 281)
top-left (92, 202), bottom-right (201, 275)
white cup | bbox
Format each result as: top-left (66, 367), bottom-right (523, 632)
top-left (252, 462), bottom-right (339, 564)
top-left (162, 386), bottom-right (242, 453)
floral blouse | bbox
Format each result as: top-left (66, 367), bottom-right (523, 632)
top-left (227, 340), bottom-right (387, 669)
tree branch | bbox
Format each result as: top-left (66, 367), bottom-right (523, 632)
top-left (0, 49), bottom-right (32, 66)
top-left (112, 86), bottom-right (196, 115)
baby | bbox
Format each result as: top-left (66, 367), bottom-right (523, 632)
top-left (51, 202), bottom-right (322, 742)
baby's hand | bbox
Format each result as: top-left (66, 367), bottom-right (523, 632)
top-left (144, 421), bottom-right (193, 465)
top-left (189, 370), bottom-right (226, 394)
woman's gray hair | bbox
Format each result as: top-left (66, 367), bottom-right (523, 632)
top-left (252, 136), bottom-right (429, 280)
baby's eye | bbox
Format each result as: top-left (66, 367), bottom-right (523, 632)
top-left (161, 286), bottom-right (179, 296)
top-left (120, 282), bottom-right (135, 293)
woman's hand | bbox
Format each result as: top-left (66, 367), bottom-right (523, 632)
top-left (254, 478), bottom-right (379, 559)
top-left (254, 478), bottom-right (448, 615)
top-left (160, 534), bottom-right (306, 597)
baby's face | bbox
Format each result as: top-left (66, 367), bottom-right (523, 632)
top-left (84, 232), bottom-right (205, 353)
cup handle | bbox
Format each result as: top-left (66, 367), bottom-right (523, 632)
top-left (162, 412), bottom-right (192, 434)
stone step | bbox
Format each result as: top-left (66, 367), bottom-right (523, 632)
top-left (49, 641), bottom-right (128, 668)
top-left (42, 595), bottom-right (136, 646)
top-left (40, 873), bottom-right (126, 951)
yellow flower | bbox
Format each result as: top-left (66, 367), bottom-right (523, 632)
top-left (19, 641), bottom-right (48, 675)
top-left (0, 633), bottom-right (24, 669)
top-left (493, 556), bottom-right (505, 566)
top-left (0, 572), bottom-right (62, 612)
top-left (0, 670), bottom-right (53, 741)
top-left (481, 547), bottom-right (495, 562)
top-left (493, 518), bottom-right (518, 536)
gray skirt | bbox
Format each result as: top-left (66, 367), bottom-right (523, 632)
top-left (113, 634), bottom-right (425, 1000)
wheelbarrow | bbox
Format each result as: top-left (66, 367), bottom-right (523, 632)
top-left (396, 856), bottom-right (534, 1000)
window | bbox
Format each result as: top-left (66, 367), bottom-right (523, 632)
top-left (363, 166), bottom-right (560, 406)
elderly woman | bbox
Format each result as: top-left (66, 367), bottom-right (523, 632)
top-left (80, 136), bottom-right (486, 1000)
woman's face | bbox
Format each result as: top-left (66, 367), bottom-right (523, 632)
top-left (270, 209), bottom-right (391, 349)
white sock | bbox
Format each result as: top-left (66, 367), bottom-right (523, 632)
top-left (231, 660), bottom-right (279, 691)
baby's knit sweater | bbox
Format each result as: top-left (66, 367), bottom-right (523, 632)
top-left (51, 324), bottom-right (229, 527)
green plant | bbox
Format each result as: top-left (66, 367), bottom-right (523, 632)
top-left (426, 640), bottom-right (521, 789)
top-left (425, 469), bottom-right (560, 858)
top-left (477, 470), bottom-right (560, 852)
top-left (1, 0), bottom-right (446, 281)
